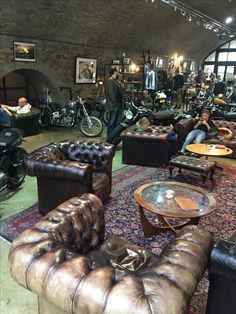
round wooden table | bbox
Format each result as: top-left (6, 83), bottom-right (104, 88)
top-left (134, 181), bottom-right (216, 237)
top-left (186, 143), bottom-right (233, 157)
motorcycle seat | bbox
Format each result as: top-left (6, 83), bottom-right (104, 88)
top-left (0, 128), bottom-right (22, 149)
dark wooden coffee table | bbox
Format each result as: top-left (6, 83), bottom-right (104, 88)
top-left (134, 181), bottom-right (216, 237)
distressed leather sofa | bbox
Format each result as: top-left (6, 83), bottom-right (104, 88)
top-left (24, 141), bottom-right (115, 215)
top-left (9, 193), bottom-right (213, 314)
top-left (206, 232), bottom-right (236, 314)
top-left (175, 118), bottom-right (236, 158)
top-left (120, 125), bottom-right (174, 167)
top-left (0, 107), bottom-right (41, 136)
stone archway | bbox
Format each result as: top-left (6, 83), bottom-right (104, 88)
top-left (0, 69), bottom-right (56, 106)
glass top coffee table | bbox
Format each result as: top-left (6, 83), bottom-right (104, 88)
top-left (134, 181), bottom-right (216, 237)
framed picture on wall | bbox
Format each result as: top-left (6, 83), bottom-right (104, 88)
top-left (75, 57), bottom-right (97, 83)
top-left (14, 42), bottom-right (36, 62)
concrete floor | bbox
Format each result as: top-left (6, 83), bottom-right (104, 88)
top-left (1, 126), bottom-right (236, 313)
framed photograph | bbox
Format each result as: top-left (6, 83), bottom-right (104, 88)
top-left (75, 57), bottom-right (97, 84)
top-left (112, 59), bottom-right (120, 65)
top-left (14, 42), bottom-right (36, 62)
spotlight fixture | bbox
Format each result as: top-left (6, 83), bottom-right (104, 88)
top-left (225, 16), bottom-right (233, 24)
top-left (147, 0), bottom-right (235, 38)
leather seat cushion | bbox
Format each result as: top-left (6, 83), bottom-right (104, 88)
top-left (87, 235), bottom-right (160, 273)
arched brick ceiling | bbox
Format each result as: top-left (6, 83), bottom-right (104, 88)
top-left (0, 0), bottom-right (235, 60)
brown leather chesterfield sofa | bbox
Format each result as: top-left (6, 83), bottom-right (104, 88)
top-left (175, 118), bottom-right (236, 158)
top-left (120, 125), bottom-right (174, 167)
top-left (9, 193), bottom-right (213, 314)
top-left (24, 141), bottom-right (115, 215)
top-left (206, 232), bottom-right (236, 314)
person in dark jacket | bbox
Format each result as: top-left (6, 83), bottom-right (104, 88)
top-left (181, 109), bottom-right (216, 153)
top-left (172, 70), bottom-right (184, 109)
top-left (105, 67), bottom-right (123, 137)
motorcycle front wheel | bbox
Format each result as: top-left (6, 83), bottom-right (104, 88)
top-left (106, 124), bottom-right (126, 146)
top-left (6, 147), bottom-right (27, 189)
top-left (80, 116), bottom-right (103, 137)
top-left (39, 112), bottom-right (51, 129)
top-left (103, 109), bottom-right (110, 125)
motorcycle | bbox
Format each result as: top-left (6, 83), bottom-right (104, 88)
top-left (39, 94), bottom-right (103, 137)
top-left (107, 101), bottom-right (189, 146)
top-left (187, 100), bottom-right (236, 122)
top-left (154, 90), bottom-right (170, 111)
top-left (0, 128), bottom-right (27, 192)
top-left (83, 96), bottom-right (110, 124)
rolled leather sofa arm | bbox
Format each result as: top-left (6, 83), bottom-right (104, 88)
top-left (9, 194), bottom-right (105, 290)
top-left (175, 118), bottom-right (195, 138)
top-left (24, 155), bottom-right (92, 182)
top-left (153, 225), bottom-right (213, 313)
top-left (209, 239), bottom-right (236, 280)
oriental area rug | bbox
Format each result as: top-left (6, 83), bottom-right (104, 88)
top-left (1, 164), bottom-right (236, 314)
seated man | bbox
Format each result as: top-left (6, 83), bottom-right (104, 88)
top-left (134, 117), bottom-right (178, 156)
top-left (0, 97), bottom-right (31, 125)
top-left (140, 89), bottom-right (154, 110)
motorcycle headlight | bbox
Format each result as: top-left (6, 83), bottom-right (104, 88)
top-left (125, 111), bottom-right (133, 119)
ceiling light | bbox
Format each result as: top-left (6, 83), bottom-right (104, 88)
top-left (188, 15), bottom-right (192, 22)
top-left (225, 16), bottom-right (233, 24)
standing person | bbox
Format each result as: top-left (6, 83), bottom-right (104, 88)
top-left (172, 69), bottom-right (184, 110)
top-left (105, 67), bottom-right (123, 137)
top-left (0, 97), bottom-right (31, 125)
top-left (181, 109), bottom-right (216, 153)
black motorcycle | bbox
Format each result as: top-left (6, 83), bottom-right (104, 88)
top-left (39, 96), bottom-right (103, 137)
top-left (106, 101), bottom-right (188, 146)
top-left (84, 96), bottom-right (110, 125)
top-left (0, 128), bottom-right (27, 192)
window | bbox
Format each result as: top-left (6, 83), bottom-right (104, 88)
top-left (221, 42), bottom-right (229, 49)
top-left (204, 64), bottom-right (214, 74)
top-left (205, 52), bottom-right (216, 62)
top-left (228, 52), bottom-right (236, 62)
top-left (229, 40), bottom-right (236, 48)
top-left (203, 39), bottom-right (236, 81)
top-left (218, 52), bottom-right (228, 62)
top-left (217, 66), bottom-right (226, 80)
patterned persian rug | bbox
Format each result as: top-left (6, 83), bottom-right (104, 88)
top-left (1, 164), bottom-right (236, 313)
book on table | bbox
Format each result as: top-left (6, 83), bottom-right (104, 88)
top-left (174, 198), bottom-right (199, 211)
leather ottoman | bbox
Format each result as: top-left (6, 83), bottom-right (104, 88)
top-left (169, 155), bottom-right (216, 185)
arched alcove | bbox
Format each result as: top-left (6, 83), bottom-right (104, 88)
top-left (0, 69), bottom-right (56, 106)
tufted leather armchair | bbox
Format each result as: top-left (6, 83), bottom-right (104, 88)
top-left (175, 118), bottom-right (236, 158)
top-left (0, 107), bottom-right (41, 136)
top-left (24, 140), bottom-right (115, 215)
top-left (9, 193), bottom-right (213, 314)
top-left (206, 232), bottom-right (236, 314)
top-left (120, 125), bottom-right (174, 167)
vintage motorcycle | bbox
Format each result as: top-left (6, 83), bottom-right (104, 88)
top-left (154, 90), bottom-right (169, 111)
top-left (83, 96), bottom-right (110, 124)
top-left (39, 94), bottom-right (103, 137)
top-left (0, 128), bottom-right (27, 192)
